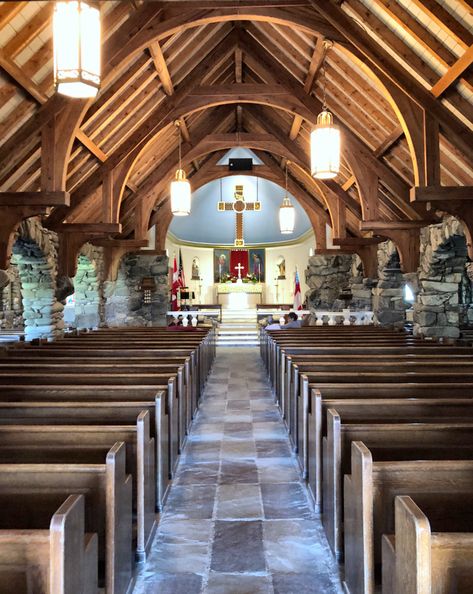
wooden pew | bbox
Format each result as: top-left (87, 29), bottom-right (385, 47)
top-left (382, 496), bottom-right (473, 594)
top-left (0, 374), bottom-right (181, 479)
top-left (0, 397), bottom-right (169, 510)
top-left (309, 393), bottom-right (473, 505)
top-left (0, 359), bottom-right (192, 454)
top-left (325, 415), bottom-right (473, 560)
top-left (0, 414), bottom-right (156, 563)
top-left (0, 494), bottom-right (97, 594)
top-left (344, 441), bottom-right (473, 594)
top-left (0, 441), bottom-right (132, 594)
top-left (0, 387), bottom-right (172, 508)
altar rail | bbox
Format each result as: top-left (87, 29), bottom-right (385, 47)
top-left (167, 311), bottom-right (221, 326)
top-left (260, 310), bottom-right (374, 326)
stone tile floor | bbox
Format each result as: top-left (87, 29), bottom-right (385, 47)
top-left (133, 347), bottom-right (344, 594)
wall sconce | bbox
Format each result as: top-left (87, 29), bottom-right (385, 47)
top-left (140, 277), bottom-right (156, 304)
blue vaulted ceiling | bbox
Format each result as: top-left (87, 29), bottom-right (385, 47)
top-left (169, 171), bottom-right (312, 246)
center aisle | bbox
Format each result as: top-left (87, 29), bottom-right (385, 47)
top-left (133, 347), bottom-right (343, 594)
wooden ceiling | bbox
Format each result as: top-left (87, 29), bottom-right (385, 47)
top-left (0, 0), bottom-right (472, 258)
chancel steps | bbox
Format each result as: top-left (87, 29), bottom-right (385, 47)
top-left (217, 308), bottom-right (258, 347)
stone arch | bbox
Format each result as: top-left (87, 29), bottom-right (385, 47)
top-left (413, 217), bottom-right (469, 339)
top-left (11, 227), bottom-right (63, 341)
top-left (372, 240), bottom-right (411, 327)
top-left (71, 244), bottom-right (104, 330)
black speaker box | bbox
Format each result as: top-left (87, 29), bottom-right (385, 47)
top-left (228, 158), bottom-right (253, 171)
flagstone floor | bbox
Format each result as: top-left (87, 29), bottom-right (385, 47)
top-left (133, 347), bottom-right (344, 594)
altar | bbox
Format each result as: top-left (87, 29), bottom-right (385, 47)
top-left (216, 282), bottom-right (264, 308)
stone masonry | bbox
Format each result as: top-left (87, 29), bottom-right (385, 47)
top-left (105, 252), bottom-right (169, 326)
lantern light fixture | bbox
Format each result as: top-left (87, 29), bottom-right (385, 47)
top-left (310, 42), bottom-right (340, 179)
top-left (170, 121), bottom-right (192, 216)
top-left (279, 161), bottom-right (295, 235)
top-left (53, 1), bottom-right (101, 98)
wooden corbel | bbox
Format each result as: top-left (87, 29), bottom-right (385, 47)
top-left (92, 239), bottom-right (149, 281)
top-left (0, 192), bottom-right (70, 269)
top-left (359, 221), bottom-right (429, 273)
top-left (54, 223), bottom-right (121, 278)
top-left (410, 187), bottom-right (473, 258)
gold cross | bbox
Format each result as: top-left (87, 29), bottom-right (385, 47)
top-left (217, 185), bottom-right (261, 247)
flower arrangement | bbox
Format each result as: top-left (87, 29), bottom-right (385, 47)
top-left (220, 272), bottom-right (259, 284)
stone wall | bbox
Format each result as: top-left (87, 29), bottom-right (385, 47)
top-left (347, 255), bottom-right (374, 311)
top-left (11, 219), bottom-right (64, 341)
top-left (73, 244), bottom-right (105, 329)
top-left (372, 241), bottom-right (412, 327)
top-left (105, 253), bottom-right (169, 326)
top-left (0, 266), bottom-right (23, 330)
top-left (413, 217), bottom-right (468, 339)
top-left (305, 254), bottom-right (355, 310)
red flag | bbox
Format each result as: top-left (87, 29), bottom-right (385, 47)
top-left (293, 269), bottom-right (302, 311)
top-left (178, 248), bottom-right (186, 288)
top-left (171, 254), bottom-right (179, 311)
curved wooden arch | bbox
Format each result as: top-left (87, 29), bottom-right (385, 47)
top-left (134, 133), bottom-right (335, 237)
top-left (336, 45), bottom-right (428, 187)
top-left (152, 167), bottom-right (323, 250)
top-left (61, 8), bottom-right (417, 214)
top-left (117, 96), bottom-right (346, 225)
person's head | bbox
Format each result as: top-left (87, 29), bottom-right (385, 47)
top-left (288, 312), bottom-right (298, 322)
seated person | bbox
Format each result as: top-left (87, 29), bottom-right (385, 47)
top-left (280, 311), bottom-right (302, 329)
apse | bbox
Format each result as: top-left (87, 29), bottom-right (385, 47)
top-left (169, 175), bottom-right (312, 246)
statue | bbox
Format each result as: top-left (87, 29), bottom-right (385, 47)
top-left (277, 255), bottom-right (286, 279)
top-left (191, 257), bottom-right (200, 280)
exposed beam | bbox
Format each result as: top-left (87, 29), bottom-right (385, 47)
top-left (239, 30), bottom-right (411, 203)
top-left (75, 130), bottom-right (108, 163)
top-left (374, 126), bottom-right (404, 158)
top-left (0, 49), bottom-right (109, 166)
top-left (0, 49), bottom-right (47, 104)
top-left (0, 192), bottom-right (70, 206)
top-left (235, 47), bottom-right (243, 83)
top-left (309, 0), bottom-right (473, 159)
top-left (289, 36), bottom-right (326, 140)
top-left (411, 186), bottom-right (473, 202)
top-left (431, 45), bottom-right (473, 97)
top-left (360, 220), bottom-right (429, 230)
top-left (149, 41), bottom-right (174, 95)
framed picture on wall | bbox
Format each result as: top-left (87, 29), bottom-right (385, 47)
top-left (248, 248), bottom-right (265, 282)
top-left (214, 249), bottom-right (231, 282)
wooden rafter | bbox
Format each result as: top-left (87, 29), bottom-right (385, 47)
top-left (289, 36), bottom-right (326, 141)
top-left (310, 0), bottom-right (473, 158)
top-left (149, 41), bottom-right (174, 95)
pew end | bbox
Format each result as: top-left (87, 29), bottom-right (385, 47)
top-left (343, 441), bottom-right (374, 594)
top-left (385, 496), bottom-right (473, 594)
top-left (323, 408), bottom-right (342, 558)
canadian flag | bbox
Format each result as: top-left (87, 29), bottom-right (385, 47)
top-left (293, 269), bottom-right (302, 311)
top-left (171, 254), bottom-right (180, 311)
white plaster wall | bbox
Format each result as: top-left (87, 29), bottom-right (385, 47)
top-left (165, 231), bottom-right (315, 305)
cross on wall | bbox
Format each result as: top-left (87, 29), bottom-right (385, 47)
top-left (217, 185), bottom-right (261, 247)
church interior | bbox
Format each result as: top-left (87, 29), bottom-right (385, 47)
top-left (0, 1), bottom-right (473, 593)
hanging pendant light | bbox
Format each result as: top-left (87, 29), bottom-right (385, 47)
top-left (279, 161), bottom-right (295, 234)
top-left (170, 121), bottom-right (191, 216)
top-left (310, 43), bottom-right (340, 179)
top-left (53, 1), bottom-right (101, 98)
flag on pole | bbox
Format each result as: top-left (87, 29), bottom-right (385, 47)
top-left (293, 268), bottom-right (302, 311)
top-left (178, 248), bottom-right (186, 288)
top-left (171, 253), bottom-right (180, 311)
